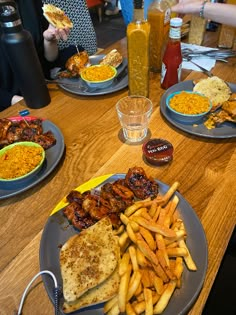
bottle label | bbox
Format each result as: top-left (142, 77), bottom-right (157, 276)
top-left (164, 8), bottom-right (171, 24)
top-left (160, 63), bottom-right (167, 84)
top-left (170, 27), bottom-right (181, 39)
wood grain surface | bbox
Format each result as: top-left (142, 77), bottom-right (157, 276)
top-left (0, 31), bottom-right (236, 315)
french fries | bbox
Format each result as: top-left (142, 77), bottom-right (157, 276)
top-left (104, 181), bottom-right (197, 315)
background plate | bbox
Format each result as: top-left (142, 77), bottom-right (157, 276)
top-left (160, 80), bottom-right (236, 138)
top-left (40, 174), bottom-right (208, 315)
top-left (0, 119), bottom-right (65, 200)
top-left (59, 55), bottom-right (128, 96)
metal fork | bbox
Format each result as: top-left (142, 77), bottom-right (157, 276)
top-left (184, 57), bottom-right (213, 77)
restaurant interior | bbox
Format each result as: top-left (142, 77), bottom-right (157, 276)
top-left (0, 0), bottom-right (236, 315)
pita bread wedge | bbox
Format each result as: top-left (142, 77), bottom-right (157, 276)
top-left (62, 265), bottom-right (120, 313)
top-left (43, 4), bottom-right (73, 29)
top-left (60, 217), bottom-right (119, 303)
top-left (100, 49), bottom-right (123, 68)
top-left (193, 76), bottom-right (231, 110)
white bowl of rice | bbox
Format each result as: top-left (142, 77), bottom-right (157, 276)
top-left (0, 141), bottom-right (45, 182)
top-left (80, 64), bottom-right (117, 89)
top-left (166, 90), bottom-right (212, 124)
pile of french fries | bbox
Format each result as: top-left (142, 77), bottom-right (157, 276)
top-left (104, 182), bottom-right (197, 315)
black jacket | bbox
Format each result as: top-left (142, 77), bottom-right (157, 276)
top-left (0, 0), bottom-right (51, 111)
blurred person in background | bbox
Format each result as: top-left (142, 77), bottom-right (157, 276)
top-left (44, 0), bottom-right (97, 55)
top-left (172, 0), bottom-right (236, 27)
top-left (105, 0), bottom-right (120, 16)
top-left (0, 0), bottom-right (70, 111)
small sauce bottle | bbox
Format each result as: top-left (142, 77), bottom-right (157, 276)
top-left (161, 17), bottom-right (182, 90)
top-left (127, 3), bottom-right (150, 97)
top-left (147, 0), bottom-right (171, 73)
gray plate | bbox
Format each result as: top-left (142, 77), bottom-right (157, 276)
top-left (160, 80), bottom-right (236, 138)
top-left (59, 55), bottom-right (128, 96)
top-left (39, 174), bottom-right (208, 315)
top-left (0, 119), bottom-right (65, 200)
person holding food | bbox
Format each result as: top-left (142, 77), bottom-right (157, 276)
top-left (43, 0), bottom-right (97, 55)
top-left (172, 0), bottom-right (236, 27)
top-left (0, 0), bottom-right (70, 111)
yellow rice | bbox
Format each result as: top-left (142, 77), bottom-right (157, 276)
top-left (0, 145), bottom-right (44, 179)
top-left (82, 65), bottom-right (115, 82)
top-left (169, 91), bottom-right (210, 115)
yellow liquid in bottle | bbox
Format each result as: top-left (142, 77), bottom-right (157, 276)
top-left (127, 21), bottom-right (150, 97)
top-left (148, 2), bottom-right (170, 72)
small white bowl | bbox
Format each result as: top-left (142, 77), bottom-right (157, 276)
top-left (80, 64), bottom-right (117, 89)
top-left (166, 91), bottom-right (212, 124)
top-left (0, 141), bottom-right (45, 182)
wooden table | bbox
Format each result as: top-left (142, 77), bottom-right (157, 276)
top-left (0, 34), bottom-right (236, 315)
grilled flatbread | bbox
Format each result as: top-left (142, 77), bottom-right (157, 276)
top-left (60, 217), bottom-right (119, 303)
top-left (193, 76), bottom-right (231, 110)
top-left (100, 49), bottom-right (123, 68)
top-left (62, 265), bottom-right (120, 313)
top-left (42, 4), bottom-right (73, 29)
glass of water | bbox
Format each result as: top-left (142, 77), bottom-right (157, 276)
top-left (116, 95), bottom-right (153, 143)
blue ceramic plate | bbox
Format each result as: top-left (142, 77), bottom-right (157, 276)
top-left (0, 118), bottom-right (65, 200)
top-left (160, 80), bottom-right (236, 138)
top-left (40, 174), bottom-right (208, 315)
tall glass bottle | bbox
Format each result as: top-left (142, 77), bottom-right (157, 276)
top-left (0, 0), bottom-right (51, 109)
top-left (127, 0), bottom-right (150, 97)
top-left (161, 17), bottom-right (182, 90)
top-left (147, 0), bottom-right (171, 73)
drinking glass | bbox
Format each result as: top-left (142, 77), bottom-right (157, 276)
top-left (116, 95), bottom-right (153, 143)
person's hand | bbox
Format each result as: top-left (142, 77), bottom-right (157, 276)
top-left (171, 0), bottom-right (202, 15)
top-left (43, 24), bottom-right (70, 42)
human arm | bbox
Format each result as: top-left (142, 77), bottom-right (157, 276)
top-left (43, 24), bottom-right (70, 62)
top-left (171, 1), bottom-right (236, 27)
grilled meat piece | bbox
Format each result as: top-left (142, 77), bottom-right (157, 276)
top-left (0, 118), bottom-right (56, 149)
top-left (58, 51), bottom-right (89, 78)
top-left (125, 166), bottom-right (159, 200)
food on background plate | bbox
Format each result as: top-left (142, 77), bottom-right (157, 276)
top-left (204, 98), bottom-right (236, 129)
top-left (193, 76), bottom-right (231, 111)
top-left (99, 49), bottom-right (123, 68)
top-left (60, 217), bottom-right (120, 310)
top-left (0, 143), bottom-right (44, 180)
top-left (42, 3), bottom-right (73, 29)
top-left (81, 64), bottom-right (116, 82)
top-left (58, 50), bottom-right (90, 78)
top-left (63, 167), bottom-right (159, 230)
top-left (0, 118), bottom-right (56, 150)
top-left (168, 91), bottom-right (211, 115)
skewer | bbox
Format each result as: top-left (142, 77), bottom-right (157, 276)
top-left (75, 42), bottom-right (80, 55)
top-left (18, 109), bottom-right (30, 126)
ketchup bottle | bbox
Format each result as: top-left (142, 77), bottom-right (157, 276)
top-left (161, 17), bottom-right (183, 89)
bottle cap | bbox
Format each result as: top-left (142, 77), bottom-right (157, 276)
top-left (170, 17), bottom-right (183, 27)
top-left (142, 138), bottom-right (174, 166)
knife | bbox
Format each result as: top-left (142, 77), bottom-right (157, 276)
top-left (114, 65), bottom-right (128, 84)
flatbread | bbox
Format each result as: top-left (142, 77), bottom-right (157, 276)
top-left (62, 265), bottom-right (120, 313)
top-left (60, 217), bottom-right (119, 303)
top-left (193, 76), bottom-right (231, 110)
top-left (100, 49), bottom-right (123, 68)
top-left (42, 4), bottom-right (73, 29)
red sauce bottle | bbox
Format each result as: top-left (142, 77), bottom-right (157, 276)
top-left (161, 17), bottom-right (183, 90)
